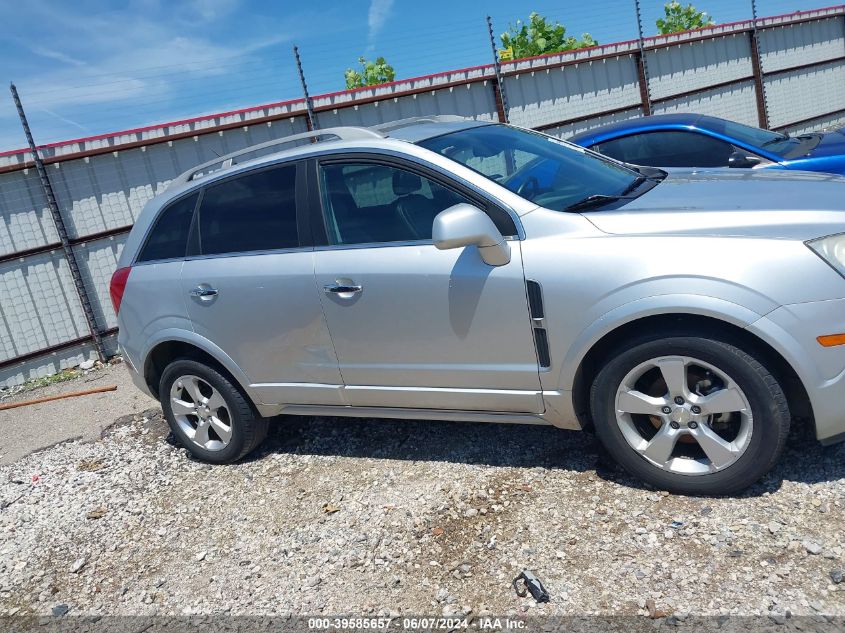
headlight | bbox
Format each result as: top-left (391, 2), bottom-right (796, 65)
top-left (807, 233), bottom-right (845, 278)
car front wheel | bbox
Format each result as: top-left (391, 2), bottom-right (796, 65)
top-left (160, 359), bottom-right (268, 463)
top-left (590, 335), bottom-right (790, 495)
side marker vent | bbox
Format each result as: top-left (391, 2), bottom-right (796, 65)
top-left (526, 280), bottom-right (544, 319)
top-left (526, 280), bottom-right (550, 368)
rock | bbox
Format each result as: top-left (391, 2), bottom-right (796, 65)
top-left (86, 507), bottom-right (107, 520)
top-left (830, 569), bottom-right (844, 584)
top-left (305, 575), bottom-right (321, 588)
top-left (768, 522), bottom-right (783, 534)
top-left (70, 558), bottom-right (86, 573)
top-left (465, 508), bottom-right (478, 518)
top-left (195, 551), bottom-right (207, 562)
top-left (79, 359), bottom-right (96, 370)
top-left (51, 604), bottom-right (70, 617)
top-left (436, 588), bottom-right (449, 603)
top-left (802, 540), bottom-right (823, 555)
top-left (645, 598), bottom-right (666, 619)
top-left (769, 613), bottom-right (786, 625)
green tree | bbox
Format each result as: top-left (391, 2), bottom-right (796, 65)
top-left (656, 2), bottom-right (715, 34)
top-left (499, 12), bottom-right (597, 61)
top-left (344, 56), bottom-right (396, 89)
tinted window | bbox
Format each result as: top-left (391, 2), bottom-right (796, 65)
top-left (137, 193), bottom-right (198, 262)
top-left (320, 163), bottom-right (467, 245)
top-left (593, 131), bottom-right (735, 168)
top-left (419, 124), bottom-right (639, 212)
top-left (199, 164), bottom-right (298, 256)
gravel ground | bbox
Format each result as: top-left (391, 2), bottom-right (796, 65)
top-left (0, 362), bottom-right (157, 465)
top-left (1, 378), bottom-right (845, 625)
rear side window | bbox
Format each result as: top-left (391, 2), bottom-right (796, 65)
top-left (593, 131), bottom-right (734, 168)
top-left (137, 193), bottom-right (198, 262)
top-left (198, 164), bottom-right (299, 256)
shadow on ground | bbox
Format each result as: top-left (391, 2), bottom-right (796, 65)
top-left (226, 413), bottom-right (845, 498)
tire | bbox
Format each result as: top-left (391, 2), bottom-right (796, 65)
top-left (589, 335), bottom-right (790, 495)
top-left (159, 359), bottom-right (268, 464)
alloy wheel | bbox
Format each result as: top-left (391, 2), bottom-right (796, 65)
top-left (614, 355), bottom-right (753, 475)
top-left (169, 374), bottom-right (233, 451)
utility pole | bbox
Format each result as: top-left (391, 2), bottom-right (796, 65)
top-left (749, 0), bottom-right (770, 128)
top-left (293, 46), bottom-right (318, 132)
top-left (486, 16), bottom-right (510, 123)
top-left (10, 83), bottom-right (105, 362)
top-left (633, 0), bottom-right (653, 116)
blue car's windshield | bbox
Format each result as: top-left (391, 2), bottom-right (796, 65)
top-left (706, 118), bottom-right (796, 155)
top-left (418, 124), bottom-right (640, 211)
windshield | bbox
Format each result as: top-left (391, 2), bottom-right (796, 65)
top-left (418, 124), bottom-right (641, 211)
top-left (705, 117), bottom-right (797, 155)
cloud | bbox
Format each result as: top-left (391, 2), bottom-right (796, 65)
top-left (367, 0), bottom-right (394, 46)
top-left (28, 46), bottom-right (86, 67)
top-left (38, 108), bottom-right (90, 132)
top-left (190, 0), bottom-right (239, 21)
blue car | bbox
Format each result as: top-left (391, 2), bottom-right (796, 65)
top-left (568, 113), bottom-right (845, 175)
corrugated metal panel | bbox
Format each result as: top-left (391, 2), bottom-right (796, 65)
top-left (73, 234), bottom-right (126, 330)
top-left (779, 112), bottom-right (845, 135)
top-left (0, 334), bottom-right (117, 388)
top-left (765, 59), bottom-right (845, 128)
top-left (646, 34), bottom-right (754, 101)
top-left (0, 170), bottom-right (57, 256)
top-left (652, 80), bottom-right (760, 127)
top-left (759, 16), bottom-right (845, 73)
top-left (506, 56), bottom-right (642, 129)
top-left (317, 81), bottom-right (499, 128)
top-left (0, 251), bottom-right (88, 363)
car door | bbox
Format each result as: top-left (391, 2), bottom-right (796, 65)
top-left (181, 160), bottom-right (344, 407)
top-left (310, 156), bottom-right (543, 413)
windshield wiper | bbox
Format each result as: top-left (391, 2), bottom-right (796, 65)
top-left (761, 135), bottom-right (791, 147)
top-left (620, 175), bottom-right (648, 196)
top-left (564, 193), bottom-right (638, 212)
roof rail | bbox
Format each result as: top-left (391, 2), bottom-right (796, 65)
top-left (170, 126), bottom-right (384, 186)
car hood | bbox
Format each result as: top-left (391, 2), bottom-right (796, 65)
top-left (584, 168), bottom-right (845, 240)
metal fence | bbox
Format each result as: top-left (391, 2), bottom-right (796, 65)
top-left (1, 4), bottom-right (844, 387)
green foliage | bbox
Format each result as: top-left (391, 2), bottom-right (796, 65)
top-left (344, 56), bottom-right (396, 89)
top-left (656, 1), bottom-right (714, 34)
top-left (499, 12), bottom-right (597, 61)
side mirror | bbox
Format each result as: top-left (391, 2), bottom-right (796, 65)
top-left (728, 151), bottom-right (762, 168)
top-left (432, 203), bottom-right (511, 266)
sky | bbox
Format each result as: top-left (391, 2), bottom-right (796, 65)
top-left (0, 0), bottom-right (832, 152)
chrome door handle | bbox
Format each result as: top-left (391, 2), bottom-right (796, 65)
top-left (190, 286), bottom-right (218, 298)
top-left (323, 284), bottom-right (362, 294)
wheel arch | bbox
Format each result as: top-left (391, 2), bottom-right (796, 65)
top-left (571, 313), bottom-right (813, 431)
top-left (141, 332), bottom-right (252, 402)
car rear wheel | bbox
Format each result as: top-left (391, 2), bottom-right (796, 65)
top-left (160, 359), bottom-right (268, 463)
top-left (590, 335), bottom-right (790, 495)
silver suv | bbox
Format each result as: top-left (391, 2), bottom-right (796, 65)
top-left (112, 116), bottom-right (845, 495)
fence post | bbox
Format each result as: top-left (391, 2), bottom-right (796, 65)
top-left (9, 83), bottom-right (106, 362)
top-left (293, 46), bottom-right (318, 131)
top-left (633, 0), bottom-right (653, 116)
top-left (749, 0), bottom-right (770, 128)
top-left (486, 16), bottom-right (510, 124)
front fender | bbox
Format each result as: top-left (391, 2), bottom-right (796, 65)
top-left (556, 293), bottom-right (765, 391)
